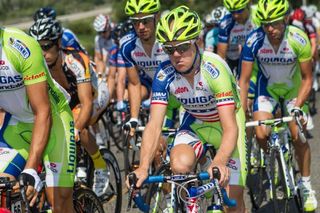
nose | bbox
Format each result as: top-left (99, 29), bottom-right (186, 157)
top-left (266, 25), bottom-right (274, 33)
top-left (172, 49), bottom-right (182, 57)
top-left (137, 22), bottom-right (145, 30)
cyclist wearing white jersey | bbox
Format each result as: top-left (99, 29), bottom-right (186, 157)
top-left (127, 6), bottom-right (247, 212)
top-left (93, 14), bottom-right (115, 76)
top-left (0, 27), bottom-right (75, 211)
top-left (239, 0), bottom-right (317, 211)
top-left (120, 0), bottom-right (169, 128)
top-left (217, 0), bottom-right (256, 78)
top-left (29, 18), bottom-right (110, 197)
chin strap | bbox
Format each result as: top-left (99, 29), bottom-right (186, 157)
top-left (176, 44), bottom-right (200, 75)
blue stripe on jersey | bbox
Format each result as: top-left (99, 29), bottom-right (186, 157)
top-left (4, 162), bottom-right (22, 178)
top-left (218, 14), bottom-right (235, 43)
top-left (0, 113), bottom-right (11, 146)
top-left (120, 36), bottom-right (137, 67)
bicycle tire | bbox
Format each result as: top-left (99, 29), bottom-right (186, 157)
top-left (99, 148), bottom-right (122, 213)
top-left (270, 148), bottom-right (289, 213)
top-left (246, 136), bottom-right (267, 210)
top-left (73, 187), bottom-right (104, 213)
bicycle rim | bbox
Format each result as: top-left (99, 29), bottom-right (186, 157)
top-left (99, 148), bottom-right (122, 213)
top-left (73, 187), bottom-right (104, 213)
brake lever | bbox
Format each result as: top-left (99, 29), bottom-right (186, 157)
top-left (127, 172), bottom-right (137, 211)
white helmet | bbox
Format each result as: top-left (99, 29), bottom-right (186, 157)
top-left (308, 5), bottom-right (318, 17)
top-left (316, 11), bottom-right (320, 20)
top-left (93, 14), bottom-right (110, 32)
top-left (211, 6), bottom-right (228, 24)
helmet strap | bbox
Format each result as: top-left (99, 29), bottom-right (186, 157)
top-left (176, 44), bottom-right (201, 75)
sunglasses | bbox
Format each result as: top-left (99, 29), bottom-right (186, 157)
top-left (230, 8), bottom-right (245, 14)
top-left (162, 40), bottom-right (194, 55)
top-left (40, 42), bottom-right (56, 51)
top-left (261, 19), bottom-right (284, 29)
top-left (130, 14), bottom-right (154, 26)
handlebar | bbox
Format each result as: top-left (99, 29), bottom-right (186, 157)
top-left (245, 115), bottom-right (306, 143)
top-left (127, 167), bottom-right (236, 212)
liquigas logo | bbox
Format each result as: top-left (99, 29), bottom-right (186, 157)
top-left (9, 37), bottom-right (30, 59)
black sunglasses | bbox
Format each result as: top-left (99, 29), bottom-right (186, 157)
top-left (261, 19), bottom-right (284, 28)
top-left (162, 41), bottom-right (193, 55)
top-left (40, 42), bottom-right (56, 51)
top-left (130, 14), bottom-right (154, 26)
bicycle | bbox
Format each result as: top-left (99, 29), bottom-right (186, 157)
top-left (75, 142), bottom-right (122, 213)
top-left (246, 115), bottom-right (305, 213)
top-left (127, 168), bottom-right (236, 213)
top-left (0, 173), bottom-right (104, 212)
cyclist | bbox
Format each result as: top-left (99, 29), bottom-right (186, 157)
top-left (120, 0), bottom-right (169, 129)
top-left (205, 7), bottom-right (228, 53)
top-left (93, 14), bottom-right (115, 77)
top-left (33, 6), bottom-right (86, 53)
top-left (0, 27), bottom-right (75, 211)
top-left (127, 6), bottom-right (247, 212)
top-left (239, 0), bottom-right (317, 211)
top-left (290, 8), bottom-right (317, 129)
top-left (116, 19), bottom-right (136, 112)
top-left (217, 0), bottom-right (256, 78)
top-left (29, 18), bottom-right (110, 197)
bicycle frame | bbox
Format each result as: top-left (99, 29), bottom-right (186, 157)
top-left (246, 116), bottom-right (304, 203)
top-left (268, 126), bottom-right (297, 199)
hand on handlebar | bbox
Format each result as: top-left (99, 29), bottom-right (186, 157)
top-left (208, 161), bottom-right (230, 187)
top-left (19, 168), bottom-right (43, 207)
top-left (126, 167), bottom-right (148, 189)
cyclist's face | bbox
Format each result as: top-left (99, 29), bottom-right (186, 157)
top-left (164, 40), bottom-right (197, 73)
top-left (131, 13), bottom-right (157, 41)
top-left (262, 19), bottom-right (286, 42)
top-left (39, 40), bottom-right (59, 67)
top-left (99, 28), bottom-right (111, 38)
top-left (231, 8), bottom-right (248, 24)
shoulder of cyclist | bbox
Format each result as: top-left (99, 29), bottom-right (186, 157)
top-left (63, 47), bottom-right (91, 83)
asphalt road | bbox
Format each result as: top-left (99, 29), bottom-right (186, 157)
top-left (108, 91), bottom-right (320, 213)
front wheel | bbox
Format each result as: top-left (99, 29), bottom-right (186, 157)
top-left (270, 149), bottom-right (289, 213)
top-left (73, 186), bottom-right (104, 213)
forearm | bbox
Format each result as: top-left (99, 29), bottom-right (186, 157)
top-left (75, 104), bottom-right (92, 131)
top-left (26, 112), bottom-right (51, 169)
top-left (107, 66), bottom-right (116, 98)
top-left (128, 82), bottom-right (141, 118)
top-left (239, 80), bottom-right (250, 113)
top-left (94, 55), bottom-right (106, 74)
top-left (117, 68), bottom-right (127, 101)
top-left (295, 78), bottom-right (312, 107)
top-left (214, 126), bottom-right (238, 165)
top-left (139, 124), bottom-right (162, 170)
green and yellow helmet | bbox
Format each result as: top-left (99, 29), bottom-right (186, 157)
top-left (125, 0), bottom-right (160, 16)
top-left (256, 0), bottom-right (289, 23)
top-left (156, 5), bottom-right (202, 43)
top-left (223, 0), bottom-right (249, 12)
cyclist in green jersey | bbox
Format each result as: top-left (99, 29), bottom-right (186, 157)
top-left (29, 18), bottom-right (110, 197)
top-left (126, 6), bottom-right (247, 212)
top-left (239, 0), bottom-right (317, 211)
top-left (0, 27), bottom-right (75, 211)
